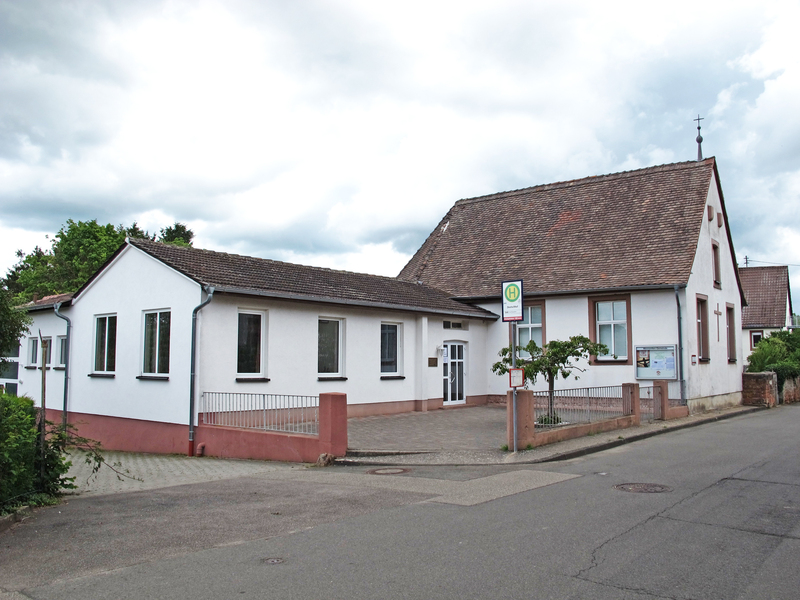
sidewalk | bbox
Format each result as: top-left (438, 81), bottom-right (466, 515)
top-left (344, 403), bottom-right (763, 466)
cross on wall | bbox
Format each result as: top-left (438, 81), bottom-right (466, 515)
top-left (714, 303), bottom-right (723, 341)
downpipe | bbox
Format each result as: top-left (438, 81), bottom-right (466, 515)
top-left (674, 285), bottom-right (686, 404)
top-left (53, 302), bottom-right (71, 433)
top-left (188, 286), bottom-right (214, 456)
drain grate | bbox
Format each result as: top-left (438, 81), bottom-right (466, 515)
top-left (262, 558), bottom-right (284, 565)
top-left (366, 467), bottom-right (411, 475)
top-left (614, 483), bottom-right (673, 493)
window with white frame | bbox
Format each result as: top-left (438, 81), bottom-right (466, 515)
top-left (29, 337), bottom-right (39, 366)
top-left (594, 300), bottom-right (628, 360)
top-left (518, 305), bottom-right (543, 358)
top-left (237, 311), bottom-right (265, 375)
top-left (57, 336), bottom-right (67, 367)
top-left (143, 310), bottom-right (170, 374)
top-left (381, 323), bottom-right (402, 374)
top-left (0, 343), bottom-right (20, 395)
top-left (94, 315), bottom-right (117, 372)
top-left (29, 337), bottom-right (52, 366)
top-left (318, 318), bottom-right (343, 376)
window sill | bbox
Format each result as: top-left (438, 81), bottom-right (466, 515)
top-left (236, 377), bottom-right (270, 383)
top-left (88, 373), bottom-right (115, 378)
top-left (137, 375), bottom-right (169, 381)
top-left (54, 366), bottom-right (65, 371)
top-left (318, 376), bottom-right (348, 382)
top-left (380, 375), bottom-right (405, 380)
top-left (728, 359), bottom-right (737, 364)
top-left (591, 358), bottom-right (629, 365)
top-left (713, 282), bottom-right (721, 289)
top-left (698, 358), bottom-right (710, 364)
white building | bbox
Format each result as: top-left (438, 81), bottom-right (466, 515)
top-left (738, 266), bottom-right (793, 360)
top-left (13, 157), bottom-right (746, 455)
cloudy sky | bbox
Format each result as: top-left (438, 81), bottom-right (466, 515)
top-left (1, 0), bottom-right (798, 304)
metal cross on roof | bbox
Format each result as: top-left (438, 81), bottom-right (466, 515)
top-left (694, 114), bottom-right (704, 161)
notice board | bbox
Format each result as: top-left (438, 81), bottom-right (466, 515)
top-left (635, 345), bottom-right (677, 380)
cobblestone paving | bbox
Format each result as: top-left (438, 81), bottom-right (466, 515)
top-left (66, 451), bottom-right (291, 497)
top-left (347, 405), bottom-right (508, 451)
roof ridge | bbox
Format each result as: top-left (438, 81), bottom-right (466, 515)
top-left (454, 158), bottom-right (716, 206)
top-left (129, 238), bottom-right (425, 287)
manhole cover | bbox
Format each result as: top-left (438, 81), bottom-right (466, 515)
top-left (614, 483), bottom-right (673, 493)
top-left (366, 467), bottom-right (410, 475)
top-left (262, 558), bottom-right (284, 565)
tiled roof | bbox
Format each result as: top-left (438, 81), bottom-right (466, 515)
top-left (126, 239), bottom-right (494, 319)
top-left (399, 159), bottom-right (722, 298)
top-left (20, 293), bottom-right (74, 311)
top-left (740, 266), bottom-right (792, 328)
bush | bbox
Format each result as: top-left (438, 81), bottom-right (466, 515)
top-left (537, 413), bottom-right (562, 425)
top-left (0, 393), bottom-right (75, 513)
top-left (767, 360), bottom-right (800, 394)
top-left (0, 394), bottom-right (38, 508)
top-left (747, 337), bottom-right (789, 372)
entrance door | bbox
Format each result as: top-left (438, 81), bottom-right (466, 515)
top-left (442, 342), bottom-right (465, 405)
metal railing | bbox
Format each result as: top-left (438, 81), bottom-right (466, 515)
top-left (200, 392), bottom-right (319, 435)
top-left (531, 385), bottom-right (624, 429)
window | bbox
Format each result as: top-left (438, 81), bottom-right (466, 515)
top-left (589, 296), bottom-right (630, 362)
top-left (726, 304), bottom-right (736, 362)
top-left (750, 330), bottom-right (763, 350)
top-left (518, 304), bottom-right (544, 358)
top-left (697, 295), bottom-right (709, 361)
top-left (381, 323), bottom-right (401, 375)
top-left (29, 337), bottom-right (51, 366)
top-left (57, 336), bottom-right (67, 367)
top-left (318, 318), bottom-right (343, 377)
top-left (94, 315), bottom-right (117, 372)
top-left (237, 311), bottom-right (264, 375)
top-left (1, 343), bottom-right (20, 395)
top-left (712, 242), bottom-right (721, 288)
top-left (143, 311), bottom-right (170, 374)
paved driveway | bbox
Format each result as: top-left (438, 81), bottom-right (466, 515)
top-left (347, 404), bottom-right (508, 451)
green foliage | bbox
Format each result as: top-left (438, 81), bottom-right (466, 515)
top-left (5, 219), bottom-right (194, 303)
top-left (0, 391), bottom-right (140, 514)
top-left (492, 335), bottom-right (607, 388)
top-left (0, 287), bottom-right (31, 361)
top-left (493, 334), bottom-right (607, 423)
top-left (0, 394), bottom-right (37, 508)
top-left (747, 330), bottom-right (800, 394)
top-left (537, 413), bottom-right (562, 425)
top-left (159, 222), bottom-right (194, 246)
top-left (746, 336), bottom-right (788, 372)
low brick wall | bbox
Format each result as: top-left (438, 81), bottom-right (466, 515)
top-left (507, 387), bottom-right (640, 449)
top-left (742, 372), bottom-right (777, 407)
top-left (781, 376), bottom-right (800, 404)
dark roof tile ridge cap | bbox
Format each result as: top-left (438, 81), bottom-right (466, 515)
top-left (453, 157), bottom-right (716, 206)
top-left (129, 238), bottom-right (454, 291)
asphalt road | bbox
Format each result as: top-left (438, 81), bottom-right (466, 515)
top-left (2, 405), bottom-right (799, 599)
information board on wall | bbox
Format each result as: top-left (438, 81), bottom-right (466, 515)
top-left (635, 345), bottom-right (677, 380)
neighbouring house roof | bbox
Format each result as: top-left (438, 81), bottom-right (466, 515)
top-left (739, 266), bottom-right (792, 329)
top-left (99, 239), bottom-right (496, 319)
top-left (399, 158), bottom-right (744, 301)
top-left (19, 293), bottom-right (74, 312)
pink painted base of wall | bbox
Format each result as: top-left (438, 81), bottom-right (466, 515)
top-left (48, 394), bottom-right (348, 464)
top-left (47, 409), bottom-right (188, 455)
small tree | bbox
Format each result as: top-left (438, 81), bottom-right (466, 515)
top-left (491, 335), bottom-right (607, 423)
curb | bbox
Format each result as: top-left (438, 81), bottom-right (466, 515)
top-left (0, 506), bottom-right (31, 534)
top-left (339, 406), bottom-right (768, 467)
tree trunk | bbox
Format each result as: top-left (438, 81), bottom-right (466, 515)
top-left (548, 374), bottom-right (555, 422)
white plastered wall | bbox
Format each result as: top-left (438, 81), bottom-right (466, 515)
top-left (17, 310), bottom-right (68, 408)
top-left (683, 173), bottom-right (744, 406)
top-left (196, 294), bottom-right (493, 411)
top-left (478, 290), bottom-right (681, 396)
top-left (61, 245), bottom-right (202, 424)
